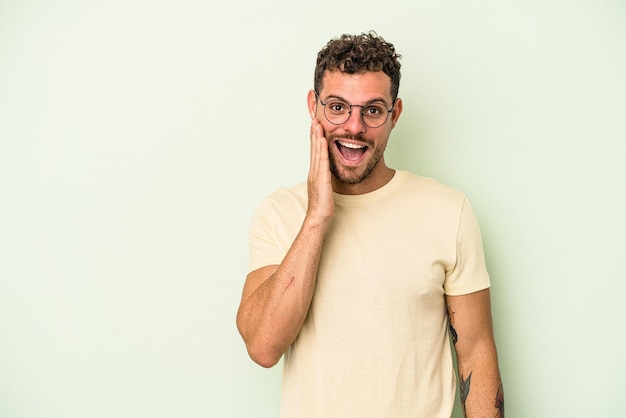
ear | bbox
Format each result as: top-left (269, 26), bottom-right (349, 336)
top-left (307, 89), bottom-right (317, 119)
top-left (390, 98), bottom-right (403, 129)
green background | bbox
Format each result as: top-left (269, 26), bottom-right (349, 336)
top-left (1, 0), bottom-right (624, 416)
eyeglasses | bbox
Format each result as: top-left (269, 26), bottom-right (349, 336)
top-left (315, 91), bottom-right (394, 128)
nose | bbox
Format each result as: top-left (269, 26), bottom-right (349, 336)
top-left (343, 106), bottom-right (367, 133)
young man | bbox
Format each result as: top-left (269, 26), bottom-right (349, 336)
top-left (237, 32), bottom-right (504, 417)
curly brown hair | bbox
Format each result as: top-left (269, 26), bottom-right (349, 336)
top-left (314, 32), bottom-right (402, 101)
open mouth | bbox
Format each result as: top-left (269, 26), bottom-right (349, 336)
top-left (336, 140), bottom-right (367, 162)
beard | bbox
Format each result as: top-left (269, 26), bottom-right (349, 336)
top-left (327, 133), bottom-right (387, 185)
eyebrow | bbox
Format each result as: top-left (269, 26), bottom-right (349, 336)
top-left (324, 94), bottom-right (391, 107)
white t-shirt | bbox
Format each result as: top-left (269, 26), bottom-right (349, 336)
top-left (248, 170), bottom-right (491, 417)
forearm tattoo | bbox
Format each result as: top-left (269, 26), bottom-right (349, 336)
top-left (460, 374), bottom-right (504, 417)
top-left (447, 305), bottom-right (458, 345)
top-left (460, 371), bottom-right (472, 412)
top-left (494, 383), bottom-right (505, 417)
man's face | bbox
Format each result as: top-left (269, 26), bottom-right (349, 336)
top-left (308, 70), bottom-right (402, 192)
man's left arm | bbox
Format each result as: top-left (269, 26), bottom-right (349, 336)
top-left (446, 288), bottom-right (504, 417)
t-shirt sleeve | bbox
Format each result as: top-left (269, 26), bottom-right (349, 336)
top-left (247, 188), bottom-right (305, 274)
top-left (444, 197), bottom-right (491, 295)
top-left (247, 197), bottom-right (286, 274)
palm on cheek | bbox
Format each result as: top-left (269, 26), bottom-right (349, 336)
top-left (307, 119), bottom-right (334, 223)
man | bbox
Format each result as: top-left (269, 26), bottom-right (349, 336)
top-left (236, 32), bottom-right (504, 417)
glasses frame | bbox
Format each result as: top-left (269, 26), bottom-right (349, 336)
top-left (315, 91), bottom-right (395, 129)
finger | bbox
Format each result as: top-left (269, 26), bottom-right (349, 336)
top-left (314, 121), bottom-right (329, 174)
top-left (311, 119), bottom-right (326, 175)
top-left (317, 127), bottom-right (329, 167)
top-left (309, 119), bottom-right (320, 177)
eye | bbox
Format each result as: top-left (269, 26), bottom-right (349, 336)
top-left (327, 101), bottom-right (348, 114)
top-left (364, 105), bottom-right (386, 117)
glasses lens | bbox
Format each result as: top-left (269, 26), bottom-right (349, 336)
top-left (323, 100), bottom-right (350, 125)
top-left (362, 104), bottom-right (388, 128)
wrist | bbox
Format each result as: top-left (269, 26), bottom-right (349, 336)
top-left (303, 211), bottom-right (333, 233)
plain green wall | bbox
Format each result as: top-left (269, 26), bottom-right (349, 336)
top-left (1, 1), bottom-right (624, 417)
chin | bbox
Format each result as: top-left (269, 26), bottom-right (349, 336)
top-left (330, 165), bottom-right (372, 185)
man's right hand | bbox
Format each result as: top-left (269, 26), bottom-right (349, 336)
top-left (307, 118), bottom-right (334, 227)
top-left (236, 119), bottom-right (334, 367)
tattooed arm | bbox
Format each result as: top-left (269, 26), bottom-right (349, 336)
top-left (446, 288), bottom-right (504, 417)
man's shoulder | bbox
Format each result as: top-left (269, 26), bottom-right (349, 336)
top-left (399, 171), bottom-right (466, 201)
top-left (256, 181), bottom-right (308, 214)
top-left (265, 181), bottom-right (307, 201)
